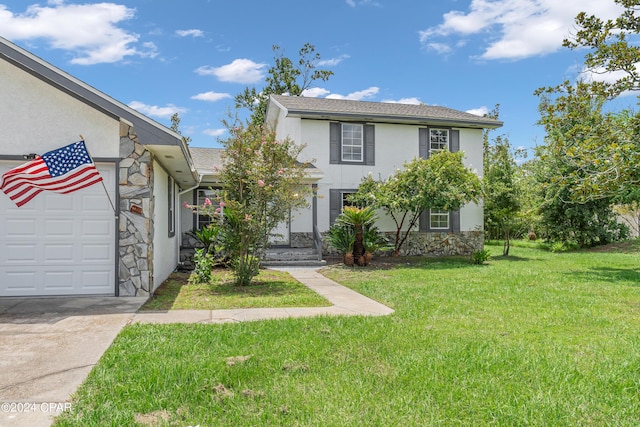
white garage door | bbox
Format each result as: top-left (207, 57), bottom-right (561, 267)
top-left (0, 161), bottom-right (116, 296)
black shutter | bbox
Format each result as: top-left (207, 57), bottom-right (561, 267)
top-left (329, 189), bottom-right (341, 225)
top-left (330, 122), bottom-right (340, 164)
top-left (419, 128), bottom-right (429, 159)
top-left (451, 210), bottom-right (460, 232)
top-left (450, 129), bottom-right (460, 152)
top-left (419, 209), bottom-right (428, 232)
top-left (364, 124), bottom-right (375, 165)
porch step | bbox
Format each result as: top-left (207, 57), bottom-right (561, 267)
top-left (262, 247), bottom-right (326, 267)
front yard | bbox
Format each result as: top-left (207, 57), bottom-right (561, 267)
top-left (54, 243), bottom-right (640, 426)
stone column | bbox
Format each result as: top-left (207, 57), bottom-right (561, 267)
top-left (118, 123), bottom-right (154, 296)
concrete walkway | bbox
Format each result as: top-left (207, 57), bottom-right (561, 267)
top-left (132, 268), bottom-right (394, 324)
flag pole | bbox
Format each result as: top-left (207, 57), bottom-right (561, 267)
top-left (81, 136), bottom-right (118, 217)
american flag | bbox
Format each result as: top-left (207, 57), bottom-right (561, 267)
top-left (0, 141), bottom-right (103, 207)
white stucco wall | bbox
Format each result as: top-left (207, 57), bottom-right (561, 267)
top-left (277, 116), bottom-right (485, 233)
top-left (0, 59), bottom-right (120, 157)
top-left (152, 161), bottom-right (179, 290)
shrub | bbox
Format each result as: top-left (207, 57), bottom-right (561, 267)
top-left (191, 248), bottom-right (216, 283)
top-left (470, 249), bottom-right (491, 265)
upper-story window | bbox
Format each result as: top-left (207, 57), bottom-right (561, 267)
top-left (341, 124), bottom-right (363, 162)
top-left (330, 122), bottom-right (375, 165)
top-left (430, 129), bottom-right (449, 152)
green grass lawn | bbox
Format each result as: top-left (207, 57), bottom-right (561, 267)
top-left (140, 269), bottom-right (331, 311)
top-left (54, 244), bottom-right (640, 426)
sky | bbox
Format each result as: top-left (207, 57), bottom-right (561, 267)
top-left (0, 0), bottom-right (631, 152)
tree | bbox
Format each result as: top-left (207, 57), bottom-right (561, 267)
top-left (534, 83), bottom-right (629, 246)
top-left (483, 134), bottom-right (521, 255)
top-left (235, 43), bottom-right (334, 126)
top-left (350, 150), bottom-right (482, 256)
top-left (535, 1), bottom-right (640, 204)
top-left (195, 123), bottom-right (309, 285)
top-left (564, 0), bottom-right (640, 99)
top-left (170, 112), bottom-right (192, 145)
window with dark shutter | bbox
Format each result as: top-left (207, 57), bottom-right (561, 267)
top-left (329, 122), bottom-right (375, 165)
top-left (418, 127), bottom-right (462, 232)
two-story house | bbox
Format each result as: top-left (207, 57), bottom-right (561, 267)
top-left (264, 94), bottom-right (503, 256)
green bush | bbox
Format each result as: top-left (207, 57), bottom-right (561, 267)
top-left (470, 249), bottom-right (491, 265)
top-left (191, 248), bottom-right (216, 283)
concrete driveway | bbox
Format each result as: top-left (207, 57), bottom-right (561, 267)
top-left (0, 297), bottom-right (146, 427)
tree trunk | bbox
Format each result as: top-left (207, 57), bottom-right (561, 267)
top-left (353, 225), bottom-right (365, 265)
top-left (503, 228), bottom-right (510, 256)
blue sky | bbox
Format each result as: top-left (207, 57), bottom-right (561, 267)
top-left (0, 0), bottom-right (629, 151)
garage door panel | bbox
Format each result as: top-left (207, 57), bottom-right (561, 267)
top-left (82, 219), bottom-right (112, 237)
top-left (81, 244), bottom-right (113, 262)
top-left (1, 161), bottom-right (116, 296)
top-left (4, 244), bottom-right (39, 263)
top-left (5, 219), bottom-right (37, 236)
top-left (45, 219), bottom-right (75, 237)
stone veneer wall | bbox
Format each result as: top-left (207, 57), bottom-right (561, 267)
top-left (118, 123), bottom-right (154, 296)
top-left (321, 231), bottom-right (484, 257)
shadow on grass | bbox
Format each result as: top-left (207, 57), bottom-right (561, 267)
top-left (492, 255), bottom-right (532, 262)
top-left (567, 267), bottom-right (640, 286)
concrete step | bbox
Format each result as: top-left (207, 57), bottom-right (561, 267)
top-left (262, 247), bottom-right (325, 267)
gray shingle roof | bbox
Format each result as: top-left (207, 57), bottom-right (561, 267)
top-left (189, 147), bottom-right (224, 174)
top-left (270, 94), bottom-right (503, 128)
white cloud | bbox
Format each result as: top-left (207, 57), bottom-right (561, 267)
top-left (317, 54), bottom-right (350, 67)
top-left (203, 128), bottom-right (226, 137)
top-left (0, 2), bottom-right (156, 65)
top-left (382, 97), bottom-right (422, 105)
top-left (302, 87), bottom-right (331, 97)
top-left (345, 0), bottom-right (380, 7)
top-left (466, 106), bottom-right (489, 117)
top-left (176, 29), bottom-right (204, 38)
top-left (191, 91), bottom-right (232, 102)
top-left (195, 59), bottom-right (267, 84)
top-left (128, 101), bottom-right (186, 119)
top-left (326, 86), bottom-right (379, 100)
top-left (420, 0), bottom-right (625, 60)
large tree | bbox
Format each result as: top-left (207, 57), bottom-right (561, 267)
top-left (235, 43), bottom-right (333, 126)
top-left (350, 150), bottom-right (481, 256)
top-left (535, 0), bottom-right (640, 204)
top-left (483, 134), bottom-right (521, 255)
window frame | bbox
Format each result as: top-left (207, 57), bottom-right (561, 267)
top-left (194, 187), bottom-right (222, 230)
top-left (341, 123), bottom-right (364, 163)
top-left (429, 128), bottom-right (450, 153)
top-left (429, 209), bottom-right (450, 230)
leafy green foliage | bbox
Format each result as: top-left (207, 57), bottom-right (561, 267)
top-left (234, 43), bottom-right (334, 126)
top-left (194, 124), bottom-right (309, 285)
top-left (328, 206), bottom-right (383, 266)
top-left (470, 248), bottom-right (491, 265)
top-left (483, 116), bottom-right (523, 255)
top-left (191, 248), bottom-right (216, 284)
top-left (350, 150), bottom-right (481, 255)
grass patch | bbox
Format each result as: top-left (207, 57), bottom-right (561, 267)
top-left (140, 269), bottom-right (331, 311)
top-left (55, 247), bottom-right (640, 426)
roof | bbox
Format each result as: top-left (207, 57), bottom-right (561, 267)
top-left (189, 147), bottom-right (224, 175)
top-left (268, 94), bottom-right (503, 129)
top-left (0, 36), bottom-right (198, 187)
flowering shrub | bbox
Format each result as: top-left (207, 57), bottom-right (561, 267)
top-left (191, 123), bottom-right (310, 285)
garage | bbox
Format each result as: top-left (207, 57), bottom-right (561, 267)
top-left (0, 161), bottom-right (117, 297)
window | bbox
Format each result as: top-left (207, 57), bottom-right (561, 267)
top-left (429, 209), bottom-right (450, 229)
top-left (330, 122), bottom-right (375, 165)
top-left (168, 176), bottom-right (175, 237)
top-left (341, 124), bottom-right (363, 162)
top-left (195, 188), bottom-right (220, 229)
top-left (329, 189), bottom-right (358, 225)
top-left (430, 129), bottom-right (449, 152)
top-left (341, 191), bottom-right (355, 212)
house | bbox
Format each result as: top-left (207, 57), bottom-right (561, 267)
top-left (263, 94), bottom-right (503, 256)
top-left (0, 36), bottom-right (198, 297)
